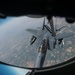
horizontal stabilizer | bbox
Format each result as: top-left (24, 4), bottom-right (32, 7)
top-left (26, 29), bottom-right (38, 36)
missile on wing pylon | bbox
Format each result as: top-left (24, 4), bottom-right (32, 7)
top-left (30, 36), bottom-right (37, 45)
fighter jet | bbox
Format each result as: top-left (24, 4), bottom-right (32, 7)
top-left (26, 17), bottom-right (75, 68)
top-left (26, 17), bottom-right (75, 51)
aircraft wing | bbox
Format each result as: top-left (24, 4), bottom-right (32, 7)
top-left (26, 29), bottom-right (38, 36)
top-left (26, 28), bottom-right (47, 39)
top-left (56, 26), bottom-right (67, 32)
top-left (55, 32), bottom-right (75, 40)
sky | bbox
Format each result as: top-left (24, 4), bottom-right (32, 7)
top-left (0, 64), bottom-right (32, 75)
top-left (0, 17), bottom-right (14, 25)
